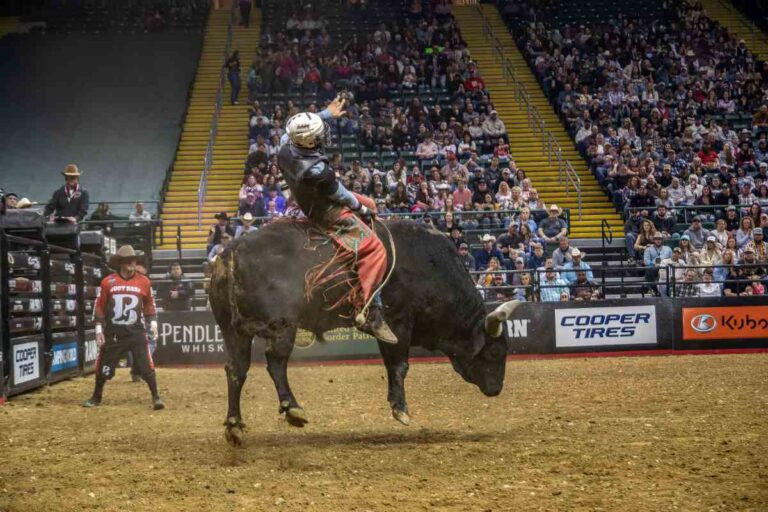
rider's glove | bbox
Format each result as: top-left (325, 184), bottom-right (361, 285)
top-left (357, 205), bottom-right (372, 222)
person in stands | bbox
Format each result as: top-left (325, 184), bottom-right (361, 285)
top-left (44, 164), bottom-right (90, 223)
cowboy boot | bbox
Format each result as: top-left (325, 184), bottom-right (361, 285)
top-left (355, 295), bottom-right (398, 344)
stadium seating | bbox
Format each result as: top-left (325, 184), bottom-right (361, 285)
top-left (453, 4), bottom-right (624, 238)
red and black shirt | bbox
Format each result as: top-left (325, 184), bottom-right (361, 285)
top-left (94, 272), bottom-right (156, 337)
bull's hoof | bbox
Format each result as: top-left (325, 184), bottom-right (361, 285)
top-left (285, 407), bottom-right (309, 427)
top-left (225, 425), bottom-right (246, 447)
top-left (224, 417), bottom-right (246, 447)
top-left (392, 408), bottom-right (411, 426)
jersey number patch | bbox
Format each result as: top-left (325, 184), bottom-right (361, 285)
top-left (112, 294), bottom-right (140, 325)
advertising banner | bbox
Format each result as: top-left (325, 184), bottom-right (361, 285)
top-left (12, 341), bottom-right (41, 387)
top-left (51, 341), bottom-right (79, 375)
top-left (153, 311), bottom-right (388, 365)
top-left (681, 305), bottom-right (768, 341)
top-left (554, 305), bottom-right (658, 349)
top-left (502, 302), bottom-right (554, 354)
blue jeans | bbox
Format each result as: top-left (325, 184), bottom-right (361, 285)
top-left (229, 71), bottom-right (241, 104)
top-left (625, 233), bottom-right (637, 259)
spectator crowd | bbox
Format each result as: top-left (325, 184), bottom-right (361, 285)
top-left (493, 0), bottom-right (768, 296)
top-left (224, 0), bottom-right (578, 275)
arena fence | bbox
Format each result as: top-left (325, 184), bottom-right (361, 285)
top-left (148, 296), bottom-right (768, 366)
top-left (1, 213), bottom-right (102, 402)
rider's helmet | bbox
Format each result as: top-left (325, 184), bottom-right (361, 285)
top-left (285, 112), bottom-right (330, 150)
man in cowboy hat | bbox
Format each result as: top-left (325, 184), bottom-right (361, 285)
top-left (207, 211), bottom-right (235, 254)
top-left (84, 245), bottom-right (164, 410)
top-left (44, 164), bottom-right (90, 223)
top-left (474, 233), bottom-right (503, 271)
top-left (235, 212), bottom-right (258, 238)
top-left (537, 204), bottom-right (568, 247)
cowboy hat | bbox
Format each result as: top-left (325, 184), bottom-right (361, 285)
top-left (15, 198), bottom-right (34, 209)
top-left (108, 245), bottom-right (143, 269)
top-left (480, 233), bottom-right (496, 243)
top-left (241, 212), bottom-right (254, 224)
top-left (62, 164), bottom-right (81, 177)
top-left (214, 211), bottom-right (229, 220)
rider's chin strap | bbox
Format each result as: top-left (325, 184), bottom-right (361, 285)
top-left (355, 219), bottom-right (397, 324)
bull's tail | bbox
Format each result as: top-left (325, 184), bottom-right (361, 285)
top-left (208, 249), bottom-right (243, 333)
top-left (226, 252), bottom-right (244, 330)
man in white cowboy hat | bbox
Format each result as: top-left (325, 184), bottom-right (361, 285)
top-left (473, 233), bottom-right (504, 271)
top-left (44, 164), bottom-right (90, 223)
top-left (235, 212), bottom-right (257, 238)
top-left (84, 245), bottom-right (164, 410)
top-left (537, 204), bottom-right (568, 246)
top-left (560, 248), bottom-right (594, 284)
top-left (278, 95), bottom-right (398, 344)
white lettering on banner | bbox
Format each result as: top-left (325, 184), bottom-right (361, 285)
top-left (13, 342), bottom-right (40, 385)
top-left (555, 305), bottom-right (657, 348)
top-left (52, 344), bottom-right (78, 372)
top-left (84, 339), bottom-right (98, 363)
top-left (505, 319), bottom-right (530, 338)
top-left (159, 322), bottom-right (224, 346)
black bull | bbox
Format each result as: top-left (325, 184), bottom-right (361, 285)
top-left (208, 219), bottom-right (521, 446)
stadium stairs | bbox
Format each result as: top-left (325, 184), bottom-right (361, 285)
top-left (160, 6), bottom-right (261, 249)
top-left (699, 0), bottom-right (768, 61)
top-left (0, 17), bottom-right (19, 39)
top-left (454, 4), bottom-right (624, 239)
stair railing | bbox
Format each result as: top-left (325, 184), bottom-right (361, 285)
top-left (474, 3), bottom-right (582, 220)
top-left (197, 1), bottom-right (237, 230)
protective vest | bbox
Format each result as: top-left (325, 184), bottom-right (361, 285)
top-left (278, 144), bottom-right (339, 223)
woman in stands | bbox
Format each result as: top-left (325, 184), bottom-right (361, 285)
top-left (495, 182), bottom-right (513, 211)
top-left (518, 224), bottom-right (536, 255)
top-left (725, 236), bottom-right (740, 258)
top-left (713, 219), bottom-right (730, 248)
top-left (477, 256), bottom-right (502, 288)
top-left (385, 161), bottom-right (407, 194)
top-left (756, 184), bottom-right (768, 208)
top-left (714, 250), bottom-right (735, 283)
top-left (678, 235), bottom-right (695, 263)
top-left (693, 185), bottom-right (716, 222)
top-left (633, 220), bottom-right (657, 259)
top-left (748, 204), bottom-right (763, 226)
top-left (387, 182), bottom-right (412, 214)
top-left (457, 132), bottom-right (475, 160)
top-left (718, 143), bottom-right (737, 168)
top-left (736, 216), bottom-right (756, 249)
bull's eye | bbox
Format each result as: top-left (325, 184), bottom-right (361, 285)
top-left (485, 343), bottom-right (506, 360)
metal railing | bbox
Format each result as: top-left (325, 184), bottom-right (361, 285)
top-left (197, 1), bottom-right (237, 230)
top-left (474, 4), bottom-right (582, 220)
top-left (467, 262), bottom-right (765, 302)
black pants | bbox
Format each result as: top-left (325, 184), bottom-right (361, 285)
top-left (92, 333), bottom-right (158, 401)
top-left (239, 0), bottom-right (251, 26)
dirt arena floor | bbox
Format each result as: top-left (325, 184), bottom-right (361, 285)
top-left (1, 353), bottom-right (767, 512)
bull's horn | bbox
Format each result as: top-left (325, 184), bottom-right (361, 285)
top-left (484, 300), bottom-right (522, 338)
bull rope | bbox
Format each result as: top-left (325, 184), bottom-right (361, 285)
top-left (354, 218), bottom-right (397, 326)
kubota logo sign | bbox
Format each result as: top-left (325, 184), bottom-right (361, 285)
top-left (682, 306), bottom-right (768, 340)
top-left (689, 314), bottom-right (717, 333)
